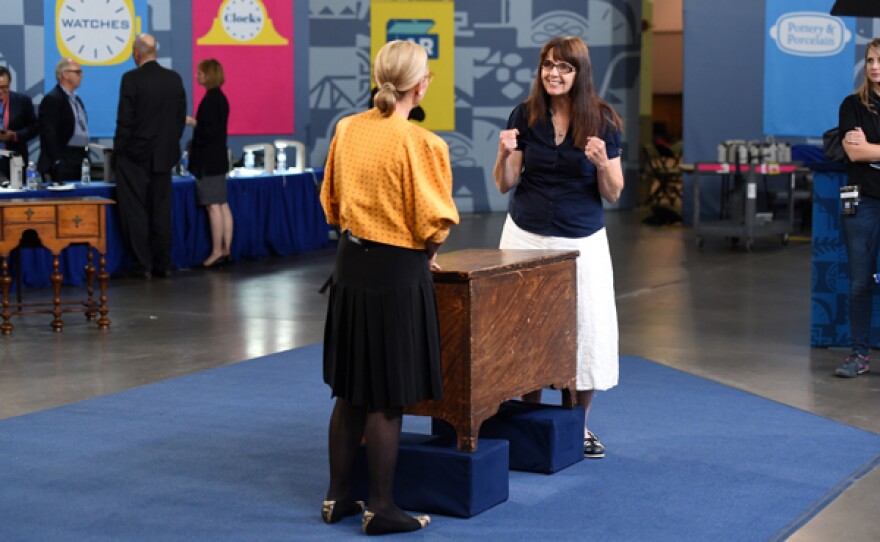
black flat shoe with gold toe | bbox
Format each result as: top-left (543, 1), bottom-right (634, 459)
top-left (321, 499), bottom-right (365, 524)
top-left (362, 510), bottom-right (430, 535)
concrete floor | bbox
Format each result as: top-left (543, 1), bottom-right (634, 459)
top-left (1, 210), bottom-right (877, 541)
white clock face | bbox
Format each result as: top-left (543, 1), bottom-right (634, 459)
top-left (222, 0), bottom-right (265, 42)
top-left (57, 0), bottom-right (134, 65)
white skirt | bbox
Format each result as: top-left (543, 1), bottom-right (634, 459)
top-left (499, 215), bottom-right (619, 391)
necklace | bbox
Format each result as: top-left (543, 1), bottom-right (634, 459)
top-left (553, 126), bottom-right (566, 142)
top-left (551, 111), bottom-right (567, 142)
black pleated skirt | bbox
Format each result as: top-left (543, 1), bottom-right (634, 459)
top-left (323, 233), bottom-right (443, 409)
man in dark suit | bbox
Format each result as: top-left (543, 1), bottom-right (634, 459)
top-left (0, 65), bottom-right (38, 179)
top-left (113, 34), bottom-right (186, 279)
top-left (38, 58), bottom-right (89, 183)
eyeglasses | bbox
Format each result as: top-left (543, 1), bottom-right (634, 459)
top-left (423, 72), bottom-right (434, 83)
top-left (65, 69), bottom-right (83, 75)
top-left (541, 60), bottom-right (575, 75)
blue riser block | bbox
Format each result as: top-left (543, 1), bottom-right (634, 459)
top-left (433, 401), bottom-right (585, 473)
top-left (352, 432), bottom-right (509, 518)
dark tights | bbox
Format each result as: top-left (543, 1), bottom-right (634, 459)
top-left (326, 398), bottom-right (412, 521)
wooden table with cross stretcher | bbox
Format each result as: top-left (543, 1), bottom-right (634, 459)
top-left (0, 196), bottom-right (113, 334)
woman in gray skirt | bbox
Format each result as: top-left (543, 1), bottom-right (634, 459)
top-left (186, 58), bottom-right (232, 268)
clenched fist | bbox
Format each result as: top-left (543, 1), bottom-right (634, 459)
top-left (498, 128), bottom-right (519, 154)
top-left (585, 136), bottom-right (607, 167)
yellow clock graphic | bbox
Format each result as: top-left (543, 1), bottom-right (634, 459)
top-left (198, 0), bottom-right (288, 46)
top-left (55, 0), bottom-right (141, 66)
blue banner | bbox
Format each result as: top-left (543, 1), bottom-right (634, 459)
top-left (764, 0), bottom-right (855, 137)
top-left (43, 0), bottom-right (149, 138)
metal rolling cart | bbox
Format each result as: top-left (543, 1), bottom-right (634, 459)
top-left (691, 162), bottom-right (797, 251)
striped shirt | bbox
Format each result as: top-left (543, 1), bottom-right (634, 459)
top-left (321, 108), bottom-right (459, 249)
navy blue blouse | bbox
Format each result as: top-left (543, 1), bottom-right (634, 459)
top-left (506, 103), bottom-right (621, 238)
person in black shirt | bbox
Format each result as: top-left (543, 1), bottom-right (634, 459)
top-left (38, 58), bottom-right (89, 183)
top-left (836, 37), bottom-right (880, 378)
top-left (0, 66), bottom-right (38, 180)
top-left (186, 59), bottom-right (231, 268)
top-left (113, 34), bottom-right (186, 279)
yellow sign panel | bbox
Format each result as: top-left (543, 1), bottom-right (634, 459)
top-left (371, 1), bottom-right (455, 131)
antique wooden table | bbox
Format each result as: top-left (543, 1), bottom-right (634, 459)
top-left (406, 249), bottom-right (579, 452)
top-left (0, 197), bottom-right (114, 334)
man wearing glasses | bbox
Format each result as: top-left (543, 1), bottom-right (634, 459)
top-left (0, 65), bottom-right (38, 181)
top-left (38, 58), bottom-right (89, 184)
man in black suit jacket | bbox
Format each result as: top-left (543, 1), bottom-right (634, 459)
top-left (113, 34), bottom-right (186, 278)
top-left (38, 58), bottom-right (89, 183)
top-left (0, 65), bottom-right (38, 179)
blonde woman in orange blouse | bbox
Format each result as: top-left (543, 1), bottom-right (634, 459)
top-left (319, 40), bottom-right (459, 536)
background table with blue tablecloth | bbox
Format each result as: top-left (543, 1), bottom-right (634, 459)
top-left (0, 170), bottom-right (331, 288)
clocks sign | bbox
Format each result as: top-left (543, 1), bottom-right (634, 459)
top-left (222, 0), bottom-right (265, 42)
top-left (197, 0), bottom-right (288, 46)
top-left (192, 0), bottom-right (294, 135)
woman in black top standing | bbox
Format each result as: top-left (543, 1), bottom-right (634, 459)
top-left (493, 36), bottom-right (624, 457)
top-left (837, 38), bottom-right (880, 378)
top-left (187, 59), bottom-right (232, 268)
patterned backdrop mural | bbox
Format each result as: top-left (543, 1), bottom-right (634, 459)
top-left (0, 0), bottom-right (641, 213)
top-left (307, 0), bottom-right (642, 213)
top-left (6, 1), bottom-right (880, 347)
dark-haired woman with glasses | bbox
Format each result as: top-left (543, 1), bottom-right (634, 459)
top-left (493, 35), bottom-right (623, 459)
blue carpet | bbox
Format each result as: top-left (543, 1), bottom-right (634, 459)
top-left (1, 344), bottom-right (878, 541)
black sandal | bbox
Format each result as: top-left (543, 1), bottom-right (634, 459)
top-left (362, 510), bottom-right (430, 535)
top-left (321, 499), bottom-right (365, 524)
top-left (584, 431), bottom-right (605, 459)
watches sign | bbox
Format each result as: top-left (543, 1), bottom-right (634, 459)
top-left (58, 18), bottom-right (131, 31)
top-left (44, 0), bottom-right (149, 137)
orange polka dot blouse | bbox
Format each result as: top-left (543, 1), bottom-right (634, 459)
top-left (320, 109), bottom-right (459, 249)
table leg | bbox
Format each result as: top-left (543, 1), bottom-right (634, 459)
top-left (96, 251), bottom-right (110, 329)
top-left (560, 385), bottom-right (577, 408)
top-left (50, 254), bottom-right (64, 332)
top-left (14, 249), bottom-right (23, 307)
top-left (84, 247), bottom-right (97, 321)
top-left (455, 423), bottom-right (479, 453)
top-left (1, 256), bottom-right (12, 335)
